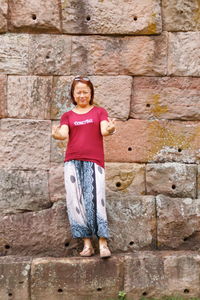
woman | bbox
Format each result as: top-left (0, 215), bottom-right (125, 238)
top-left (52, 76), bottom-right (116, 258)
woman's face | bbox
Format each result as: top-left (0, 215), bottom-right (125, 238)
top-left (73, 82), bottom-right (91, 108)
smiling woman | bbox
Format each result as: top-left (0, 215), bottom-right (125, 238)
top-left (52, 76), bottom-right (116, 258)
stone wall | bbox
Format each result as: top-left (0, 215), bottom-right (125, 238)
top-left (1, 0), bottom-right (200, 299)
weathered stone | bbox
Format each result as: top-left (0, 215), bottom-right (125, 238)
top-left (0, 75), bottom-right (7, 118)
top-left (71, 33), bottom-right (167, 76)
top-left (163, 0), bottom-right (200, 32)
top-left (0, 119), bottom-right (51, 170)
top-left (49, 163), bottom-right (65, 203)
top-left (31, 255), bottom-right (124, 300)
top-left (61, 0), bottom-right (162, 35)
top-left (120, 33), bottom-right (168, 76)
top-left (124, 252), bottom-right (165, 300)
top-left (146, 163), bottom-right (197, 198)
top-left (168, 32), bottom-right (200, 76)
top-left (8, 0), bottom-right (61, 33)
top-left (131, 77), bottom-right (200, 120)
top-left (51, 76), bottom-right (132, 120)
top-left (7, 76), bottom-right (52, 119)
top-left (0, 169), bottom-right (51, 215)
top-left (0, 33), bottom-right (29, 74)
top-left (29, 34), bottom-right (71, 75)
top-left (157, 195), bottom-right (200, 250)
top-left (105, 162), bottom-right (145, 196)
top-left (104, 119), bottom-right (200, 164)
top-left (107, 195), bottom-right (156, 251)
top-left (71, 35), bottom-right (121, 75)
top-left (0, 0), bottom-right (7, 32)
top-left (198, 165), bottom-right (200, 198)
top-left (124, 251), bottom-right (200, 300)
top-left (0, 256), bottom-right (31, 300)
top-left (0, 201), bottom-right (73, 257)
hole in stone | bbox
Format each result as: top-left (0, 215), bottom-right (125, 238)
top-left (128, 147), bottom-right (132, 151)
top-left (129, 241), bottom-right (134, 246)
top-left (142, 292), bottom-right (148, 296)
top-left (46, 55), bottom-right (50, 59)
top-left (5, 244), bottom-right (10, 249)
top-left (97, 288), bottom-right (102, 292)
top-left (32, 14), bottom-right (37, 20)
top-left (116, 182), bottom-right (121, 188)
top-left (86, 16), bottom-right (91, 21)
top-left (8, 293), bottom-right (12, 297)
top-left (58, 288), bottom-right (63, 293)
top-left (146, 103), bottom-right (151, 107)
top-left (178, 148), bottom-right (182, 152)
top-left (183, 237), bottom-right (188, 241)
top-left (172, 184), bottom-right (176, 190)
top-left (19, 281), bottom-right (24, 284)
top-left (184, 289), bottom-right (190, 294)
top-left (134, 16), bottom-right (138, 21)
top-left (65, 242), bottom-right (70, 247)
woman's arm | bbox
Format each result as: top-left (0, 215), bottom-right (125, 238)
top-left (100, 118), bottom-right (116, 136)
top-left (52, 124), bottom-right (69, 140)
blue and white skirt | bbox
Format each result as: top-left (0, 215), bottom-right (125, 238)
top-left (64, 160), bottom-right (109, 239)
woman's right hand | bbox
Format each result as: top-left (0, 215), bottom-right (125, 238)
top-left (52, 124), bottom-right (69, 140)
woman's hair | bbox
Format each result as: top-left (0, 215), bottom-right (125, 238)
top-left (70, 76), bottom-right (94, 105)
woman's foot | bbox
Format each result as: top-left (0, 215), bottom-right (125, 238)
top-left (99, 237), bottom-right (111, 258)
top-left (80, 246), bottom-right (94, 257)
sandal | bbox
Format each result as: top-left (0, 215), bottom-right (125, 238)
top-left (99, 245), bottom-right (111, 258)
top-left (80, 246), bottom-right (95, 257)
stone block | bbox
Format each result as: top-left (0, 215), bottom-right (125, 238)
top-left (0, 33), bottom-right (29, 74)
top-left (49, 163), bottom-right (65, 203)
top-left (8, 0), bottom-right (61, 32)
top-left (61, 0), bottom-right (162, 35)
top-left (107, 195), bottom-right (156, 251)
top-left (51, 76), bottom-right (132, 120)
top-left (0, 119), bottom-right (51, 170)
top-left (0, 75), bottom-right (7, 118)
top-left (0, 202), bottom-right (73, 257)
top-left (131, 76), bottom-right (200, 120)
top-left (104, 119), bottom-right (200, 164)
top-left (124, 251), bottom-right (200, 300)
top-left (124, 252), bottom-right (165, 300)
top-left (198, 165), bottom-right (200, 198)
top-left (71, 33), bottom-right (167, 76)
top-left (0, 0), bottom-right (7, 32)
top-left (29, 34), bottom-right (71, 75)
top-left (168, 32), bottom-right (200, 76)
top-left (157, 195), bottom-right (200, 250)
top-left (0, 169), bottom-right (51, 215)
top-left (0, 256), bottom-right (31, 300)
top-left (146, 163), bottom-right (197, 198)
top-left (7, 76), bottom-right (52, 119)
top-left (120, 33), bottom-right (168, 76)
top-left (105, 162), bottom-right (145, 196)
top-left (163, 0), bottom-right (200, 32)
top-left (31, 255), bottom-right (124, 300)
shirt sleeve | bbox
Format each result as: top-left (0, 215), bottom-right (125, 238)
top-left (99, 107), bottom-right (109, 122)
top-left (60, 112), bottom-right (69, 126)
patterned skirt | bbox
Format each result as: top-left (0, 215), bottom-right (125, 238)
top-left (64, 160), bottom-right (109, 239)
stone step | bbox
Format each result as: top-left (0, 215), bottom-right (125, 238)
top-left (1, 251), bottom-right (200, 300)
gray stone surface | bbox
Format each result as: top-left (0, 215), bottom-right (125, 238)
top-left (29, 34), bottom-right (71, 75)
top-left (0, 119), bottom-right (51, 170)
top-left (0, 169), bottom-right (51, 215)
top-left (107, 195), bottom-right (156, 251)
top-left (0, 0), bottom-right (7, 32)
top-left (146, 162), bottom-right (197, 198)
top-left (0, 75), bottom-right (7, 118)
top-left (31, 255), bottom-right (124, 300)
top-left (0, 256), bottom-right (31, 300)
top-left (157, 195), bottom-right (200, 250)
top-left (61, 0), bottom-right (162, 35)
top-left (7, 76), bottom-right (52, 119)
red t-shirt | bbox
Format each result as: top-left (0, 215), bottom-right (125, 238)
top-left (60, 106), bottom-right (109, 168)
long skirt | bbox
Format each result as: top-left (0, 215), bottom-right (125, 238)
top-left (64, 160), bottom-right (109, 239)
